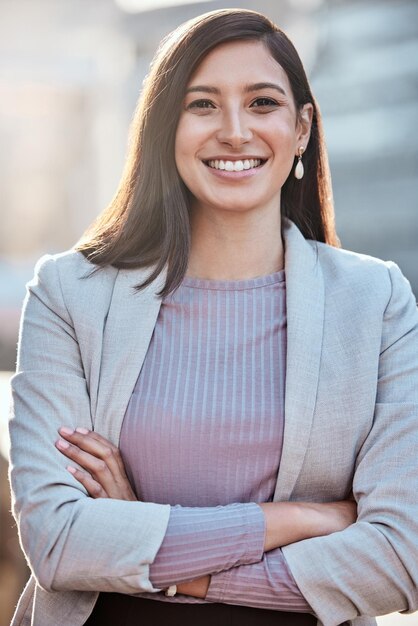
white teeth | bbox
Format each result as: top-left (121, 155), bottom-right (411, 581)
top-left (207, 159), bottom-right (262, 171)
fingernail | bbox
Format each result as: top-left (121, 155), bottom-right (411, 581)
top-left (75, 427), bottom-right (89, 434)
top-left (59, 426), bottom-right (74, 435)
top-left (57, 439), bottom-right (69, 449)
top-left (67, 466), bottom-right (76, 474)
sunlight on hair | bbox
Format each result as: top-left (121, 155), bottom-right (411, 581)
top-left (115, 0), bottom-right (212, 13)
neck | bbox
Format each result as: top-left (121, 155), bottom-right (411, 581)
top-left (186, 205), bottom-right (284, 281)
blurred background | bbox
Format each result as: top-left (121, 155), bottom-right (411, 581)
top-left (0, 0), bottom-right (417, 623)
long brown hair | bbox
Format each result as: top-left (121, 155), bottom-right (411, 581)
top-left (76, 9), bottom-right (338, 297)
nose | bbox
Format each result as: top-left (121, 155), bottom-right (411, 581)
top-left (216, 108), bottom-right (252, 148)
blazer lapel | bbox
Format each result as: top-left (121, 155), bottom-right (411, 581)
top-left (94, 265), bottom-right (167, 445)
top-left (273, 220), bottom-right (325, 501)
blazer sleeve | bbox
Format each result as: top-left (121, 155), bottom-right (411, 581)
top-left (281, 262), bottom-right (418, 626)
top-left (8, 255), bottom-right (171, 594)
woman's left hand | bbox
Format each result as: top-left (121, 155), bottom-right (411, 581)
top-left (55, 426), bottom-right (137, 501)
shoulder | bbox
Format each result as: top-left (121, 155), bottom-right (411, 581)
top-left (284, 219), bottom-right (414, 306)
top-left (28, 249), bottom-right (119, 315)
top-left (31, 248), bottom-right (118, 287)
top-left (313, 240), bottom-right (413, 300)
top-left (284, 218), bottom-right (406, 299)
top-left (33, 248), bottom-right (116, 282)
top-left (310, 241), bottom-right (417, 331)
top-left (313, 240), bottom-right (392, 280)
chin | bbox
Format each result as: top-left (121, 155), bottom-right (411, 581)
top-left (207, 193), bottom-right (265, 212)
top-left (212, 202), bottom-right (259, 214)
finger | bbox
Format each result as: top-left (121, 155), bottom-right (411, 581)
top-left (59, 427), bottom-right (123, 470)
top-left (74, 429), bottom-right (128, 475)
top-left (58, 428), bottom-right (124, 479)
top-left (61, 426), bottom-right (117, 451)
top-left (56, 439), bottom-right (114, 489)
top-left (67, 466), bottom-right (108, 499)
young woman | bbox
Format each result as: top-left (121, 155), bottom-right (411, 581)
top-left (9, 9), bottom-right (418, 626)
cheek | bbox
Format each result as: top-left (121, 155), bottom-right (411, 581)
top-left (175, 121), bottom-right (197, 180)
top-left (174, 121), bottom-right (186, 165)
top-left (175, 127), bottom-right (195, 191)
top-left (175, 115), bottom-right (202, 150)
top-left (174, 151), bottom-right (188, 190)
top-left (262, 124), bottom-right (298, 183)
top-left (271, 121), bottom-right (298, 152)
top-left (262, 111), bottom-right (298, 147)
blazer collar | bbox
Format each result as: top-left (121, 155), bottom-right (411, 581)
top-left (94, 264), bottom-right (167, 444)
top-left (95, 219), bottom-right (325, 504)
top-left (272, 219), bottom-right (325, 500)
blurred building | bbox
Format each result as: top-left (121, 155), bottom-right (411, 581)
top-left (312, 0), bottom-right (418, 286)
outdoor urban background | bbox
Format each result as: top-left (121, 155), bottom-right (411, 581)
top-left (0, 0), bottom-right (417, 624)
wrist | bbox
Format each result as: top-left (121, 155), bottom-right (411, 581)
top-left (176, 575), bottom-right (211, 598)
top-left (259, 501), bottom-right (312, 550)
top-left (259, 500), bottom-right (356, 551)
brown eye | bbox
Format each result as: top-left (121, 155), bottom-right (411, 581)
top-left (187, 99), bottom-right (215, 110)
top-left (251, 97), bottom-right (279, 108)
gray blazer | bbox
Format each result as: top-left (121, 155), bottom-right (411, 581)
top-left (8, 219), bottom-right (418, 626)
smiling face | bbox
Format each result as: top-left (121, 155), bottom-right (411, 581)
top-left (175, 39), bottom-right (313, 219)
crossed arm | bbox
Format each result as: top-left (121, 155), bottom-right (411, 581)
top-left (55, 426), bottom-right (356, 602)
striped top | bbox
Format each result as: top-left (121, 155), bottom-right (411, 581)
top-left (119, 270), bottom-right (311, 612)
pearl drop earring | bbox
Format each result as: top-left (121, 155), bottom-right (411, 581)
top-left (294, 147), bottom-right (304, 180)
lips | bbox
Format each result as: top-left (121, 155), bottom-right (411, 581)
top-left (204, 158), bottom-right (266, 172)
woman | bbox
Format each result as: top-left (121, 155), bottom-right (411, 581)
top-left (8, 8), bottom-right (418, 626)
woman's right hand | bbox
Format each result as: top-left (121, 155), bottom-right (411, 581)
top-left (259, 499), bottom-right (357, 551)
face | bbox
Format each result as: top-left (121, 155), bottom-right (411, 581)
top-left (175, 39), bottom-right (312, 218)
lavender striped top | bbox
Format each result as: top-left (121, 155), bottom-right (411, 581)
top-left (119, 270), bottom-right (311, 612)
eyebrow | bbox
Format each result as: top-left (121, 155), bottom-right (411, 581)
top-left (185, 82), bottom-right (287, 96)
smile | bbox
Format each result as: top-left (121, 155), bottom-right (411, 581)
top-left (204, 159), bottom-right (265, 172)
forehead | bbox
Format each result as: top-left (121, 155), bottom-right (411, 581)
top-left (188, 40), bottom-right (291, 91)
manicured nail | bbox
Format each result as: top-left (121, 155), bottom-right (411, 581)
top-left (75, 427), bottom-right (89, 434)
top-left (59, 426), bottom-right (74, 435)
top-left (67, 466), bottom-right (77, 474)
top-left (57, 439), bottom-right (69, 449)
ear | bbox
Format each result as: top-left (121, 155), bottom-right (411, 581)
top-left (295, 103), bottom-right (313, 151)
